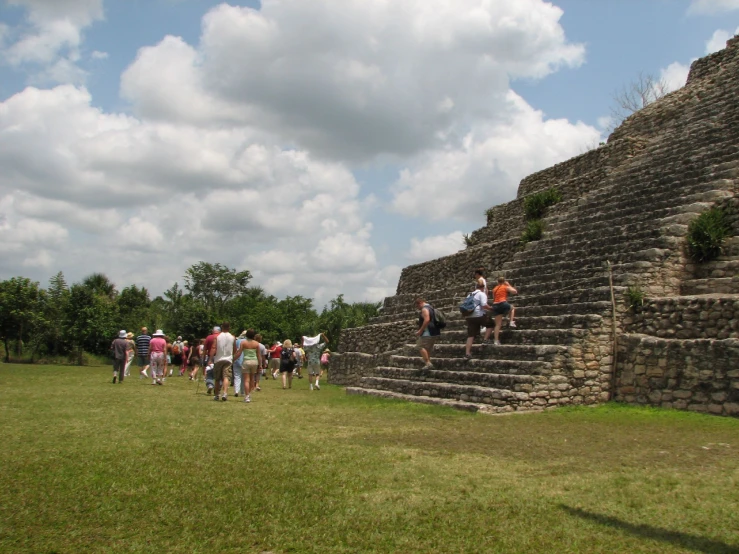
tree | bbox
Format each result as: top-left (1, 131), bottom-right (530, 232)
top-left (44, 272), bottom-right (70, 356)
top-left (316, 294), bottom-right (380, 350)
top-left (66, 282), bottom-right (119, 362)
top-left (608, 72), bottom-right (669, 132)
top-left (183, 262), bottom-right (252, 319)
top-left (0, 277), bottom-right (46, 362)
top-left (82, 273), bottom-right (117, 299)
top-left (117, 285), bottom-right (151, 333)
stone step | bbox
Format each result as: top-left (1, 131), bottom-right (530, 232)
top-left (437, 328), bottom-right (589, 346)
top-left (387, 355), bottom-right (551, 375)
top-left (546, 189), bottom-right (732, 232)
top-left (358, 376), bottom-right (534, 408)
top-left (345, 387), bottom-right (523, 414)
top-left (692, 258), bottom-right (739, 279)
top-left (512, 235), bottom-right (676, 268)
top-left (681, 277), bottom-right (739, 296)
top-left (429, 312), bottom-right (604, 331)
top-left (373, 366), bottom-right (537, 390)
top-left (548, 182), bottom-right (732, 223)
top-left (406, 342), bottom-right (568, 362)
top-left (535, 224), bottom-right (665, 252)
top-left (515, 300), bottom-right (613, 317)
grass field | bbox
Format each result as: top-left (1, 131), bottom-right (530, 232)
top-left (0, 364), bottom-right (738, 553)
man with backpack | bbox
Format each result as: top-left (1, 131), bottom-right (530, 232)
top-left (462, 279), bottom-right (492, 360)
top-left (415, 297), bottom-right (442, 370)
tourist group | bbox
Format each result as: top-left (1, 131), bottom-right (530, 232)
top-left (109, 325), bottom-right (331, 403)
top-left (414, 268), bottom-right (517, 370)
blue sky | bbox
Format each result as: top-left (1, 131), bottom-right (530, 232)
top-left (1, 0), bottom-right (738, 306)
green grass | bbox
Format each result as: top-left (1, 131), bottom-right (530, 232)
top-left (1, 365), bottom-right (738, 553)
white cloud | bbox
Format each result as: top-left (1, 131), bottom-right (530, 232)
top-left (0, 85), bottom-right (390, 305)
top-left (2, 0), bottom-right (104, 84)
top-left (688, 0), bottom-right (739, 14)
top-left (408, 232), bottom-right (465, 262)
top-left (91, 50), bottom-right (108, 60)
top-left (660, 61), bottom-right (690, 92)
top-left (122, 0), bottom-right (585, 161)
top-left (391, 91), bottom-right (601, 221)
top-left (705, 28), bottom-right (739, 53)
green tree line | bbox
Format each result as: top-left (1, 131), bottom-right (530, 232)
top-left (0, 262), bottom-right (380, 364)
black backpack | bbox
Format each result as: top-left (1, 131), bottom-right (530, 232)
top-left (280, 347), bottom-right (296, 370)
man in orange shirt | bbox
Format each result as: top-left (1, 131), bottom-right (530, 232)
top-left (483, 276), bottom-right (517, 346)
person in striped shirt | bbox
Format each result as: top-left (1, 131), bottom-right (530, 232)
top-left (136, 327), bottom-right (152, 378)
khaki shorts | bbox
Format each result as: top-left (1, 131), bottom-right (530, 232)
top-left (244, 360), bottom-right (259, 374)
top-left (416, 336), bottom-right (438, 351)
top-left (268, 358), bottom-right (280, 370)
top-left (213, 360), bottom-right (233, 382)
top-left (307, 362), bottom-right (322, 376)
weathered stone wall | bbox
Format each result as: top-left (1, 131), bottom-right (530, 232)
top-left (337, 320), bottom-right (416, 354)
top-left (687, 35), bottom-right (739, 83)
top-left (624, 297), bottom-right (739, 340)
top-left (615, 335), bottom-right (739, 416)
top-left (395, 238), bottom-right (520, 295)
top-left (516, 138), bottom-right (647, 199)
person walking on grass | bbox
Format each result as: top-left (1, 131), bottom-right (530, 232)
top-left (210, 322), bottom-right (235, 401)
top-left (302, 333), bottom-right (328, 390)
top-left (415, 297), bottom-right (441, 370)
top-left (294, 339), bottom-right (305, 379)
top-left (188, 338), bottom-right (204, 380)
top-left (232, 331), bottom-right (245, 397)
top-left (180, 340), bottom-right (190, 376)
top-left (148, 329), bottom-right (168, 385)
top-left (269, 341), bottom-right (282, 379)
top-left (464, 279), bottom-right (492, 360)
top-left (124, 332), bottom-right (135, 377)
top-left (254, 333), bottom-right (267, 392)
top-left (111, 330), bottom-right (128, 384)
top-left (279, 339), bottom-right (297, 389)
top-left (136, 327), bottom-right (152, 378)
top-left (483, 277), bottom-right (518, 346)
top-left (234, 329), bottom-right (263, 403)
top-left (202, 326), bottom-right (221, 394)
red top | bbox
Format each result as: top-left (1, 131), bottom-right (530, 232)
top-left (204, 333), bottom-right (219, 357)
top-left (270, 345), bottom-right (282, 359)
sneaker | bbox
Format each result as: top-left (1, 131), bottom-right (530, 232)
top-left (222, 394), bottom-right (228, 402)
top-left (421, 363), bottom-right (434, 370)
top-left (244, 395), bottom-right (251, 403)
top-left (315, 384), bottom-right (320, 390)
top-left (255, 386), bottom-right (261, 392)
top-left (494, 340), bottom-right (501, 346)
top-left (481, 339), bottom-right (491, 346)
top-left (509, 321), bottom-right (517, 328)
top-left (298, 375), bottom-right (303, 379)
top-left (157, 379), bottom-right (163, 385)
top-left (207, 386), bottom-right (214, 395)
top-left (213, 395), bottom-right (220, 401)
top-left (310, 384), bottom-right (314, 390)
top-left (234, 393), bottom-right (239, 397)
top-left (112, 376), bottom-right (117, 384)
top-left (463, 354), bottom-right (472, 360)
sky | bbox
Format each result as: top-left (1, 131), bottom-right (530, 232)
top-left (1, 0), bottom-right (738, 307)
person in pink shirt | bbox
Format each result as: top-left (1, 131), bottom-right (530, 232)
top-left (148, 329), bottom-right (168, 385)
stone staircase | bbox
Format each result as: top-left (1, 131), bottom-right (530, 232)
top-left (333, 35), bottom-right (739, 416)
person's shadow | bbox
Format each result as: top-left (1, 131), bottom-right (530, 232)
top-left (560, 505), bottom-right (739, 553)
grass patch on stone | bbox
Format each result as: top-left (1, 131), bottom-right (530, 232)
top-left (687, 206), bottom-right (732, 262)
top-left (1, 364), bottom-right (738, 553)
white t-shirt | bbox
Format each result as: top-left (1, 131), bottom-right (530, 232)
top-left (469, 290), bottom-right (488, 318)
top-left (214, 332), bottom-right (235, 363)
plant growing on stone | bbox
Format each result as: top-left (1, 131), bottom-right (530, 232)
top-left (521, 219), bottom-right (544, 244)
top-left (686, 206), bottom-right (731, 262)
top-left (626, 285), bottom-right (645, 310)
top-left (524, 188), bottom-right (563, 220)
top-left (462, 233), bottom-right (474, 248)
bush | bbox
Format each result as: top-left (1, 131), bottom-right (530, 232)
top-left (626, 285), bottom-right (645, 310)
top-left (524, 188), bottom-right (563, 220)
top-left (687, 207), bottom-right (731, 262)
top-left (521, 219), bottom-right (544, 244)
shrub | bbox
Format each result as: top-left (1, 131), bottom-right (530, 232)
top-left (521, 219), bottom-right (544, 244)
top-left (687, 207), bottom-right (731, 262)
top-left (626, 285), bottom-right (645, 310)
top-left (524, 188), bottom-right (563, 220)
top-left (462, 233), bottom-right (474, 248)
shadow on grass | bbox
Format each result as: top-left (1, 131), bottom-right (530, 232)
top-left (561, 505), bottom-right (739, 554)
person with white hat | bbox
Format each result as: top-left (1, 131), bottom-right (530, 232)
top-left (110, 330), bottom-right (129, 384)
top-left (148, 329), bottom-right (168, 385)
